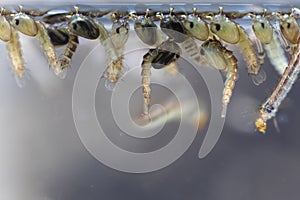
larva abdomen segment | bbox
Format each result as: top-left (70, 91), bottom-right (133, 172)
top-left (237, 25), bottom-right (260, 75)
top-left (222, 49), bottom-right (238, 118)
top-left (141, 49), bottom-right (156, 115)
top-left (181, 37), bottom-right (204, 65)
top-left (6, 28), bottom-right (25, 79)
top-left (264, 33), bottom-right (288, 75)
top-left (60, 34), bottom-right (79, 69)
top-left (36, 21), bottom-right (61, 75)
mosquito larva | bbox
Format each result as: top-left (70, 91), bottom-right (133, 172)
top-left (201, 39), bottom-right (238, 118)
top-left (210, 7), bottom-right (265, 86)
top-left (255, 38), bottom-right (300, 133)
top-left (251, 12), bottom-right (288, 75)
top-left (11, 6), bottom-right (64, 78)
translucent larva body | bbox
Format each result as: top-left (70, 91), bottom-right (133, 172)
top-left (134, 16), bottom-right (162, 46)
top-left (12, 12), bottom-right (64, 77)
top-left (160, 12), bottom-right (187, 43)
top-left (140, 8), bottom-right (186, 115)
top-left (255, 39), bottom-right (300, 133)
top-left (6, 28), bottom-right (26, 85)
top-left (110, 20), bottom-right (129, 49)
top-left (36, 21), bottom-right (63, 76)
top-left (102, 19), bottom-right (129, 89)
top-left (255, 13), bottom-right (300, 133)
top-left (0, 12), bottom-right (26, 86)
top-left (142, 40), bottom-right (181, 114)
top-left (201, 39), bottom-right (238, 118)
top-left (252, 15), bottom-right (288, 75)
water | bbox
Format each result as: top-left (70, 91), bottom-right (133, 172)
top-left (1, 1), bottom-right (300, 200)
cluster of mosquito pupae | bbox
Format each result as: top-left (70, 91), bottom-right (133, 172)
top-left (1, 6), bottom-right (300, 134)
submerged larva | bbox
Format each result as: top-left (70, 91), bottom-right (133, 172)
top-left (210, 7), bottom-right (265, 85)
top-left (251, 12), bottom-right (288, 75)
top-left (102, 16), bottom-right (129, 90)
top-left (201, 39), bottom-right (238, 118)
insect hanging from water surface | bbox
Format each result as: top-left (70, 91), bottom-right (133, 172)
top-left (140, 7), bottom-right (188, 115)
top-left (251, 10), bottom-right (288, 75)
top-left (255, 38), bottom-right (300, 133)
top-left (57, 6), bottom-right (100, 73)
top-left (277, 9), bottom-right (300, 53)
top-left (255, 10), bottom-right (300, 133)
top-left (133, 8), bottom-right (163, 47)
top-left (201, 38), bottom-right (238, 118)
top-left (11, 6), bottom-right (66, 78)
top-left (101, 10), bottom-right (130, 90)
top-left (0, 8), bottom-right (27, 87)
top-left (181, 7), bottom-right (210, 65)
top-left (209, 7), bottom-right (266, 86)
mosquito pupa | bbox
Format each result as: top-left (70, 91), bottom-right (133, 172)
top-left (251, 11), bottom-right (288, 75)
top-left (210, 7), bottom-right (265, 85)
top-left (47, 26), bottom-right (69, 47)
top-left (60, 6), bottom-right (100, 72)
top-left (11, 6), bottom-right (64, 78)
top-left (278, 9), bottom-right (300, 51)
top-left (181, 8), bottom-right (209, 65)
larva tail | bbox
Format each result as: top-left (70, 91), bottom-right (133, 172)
top-left (222, 50), bottom-right (238, 118)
